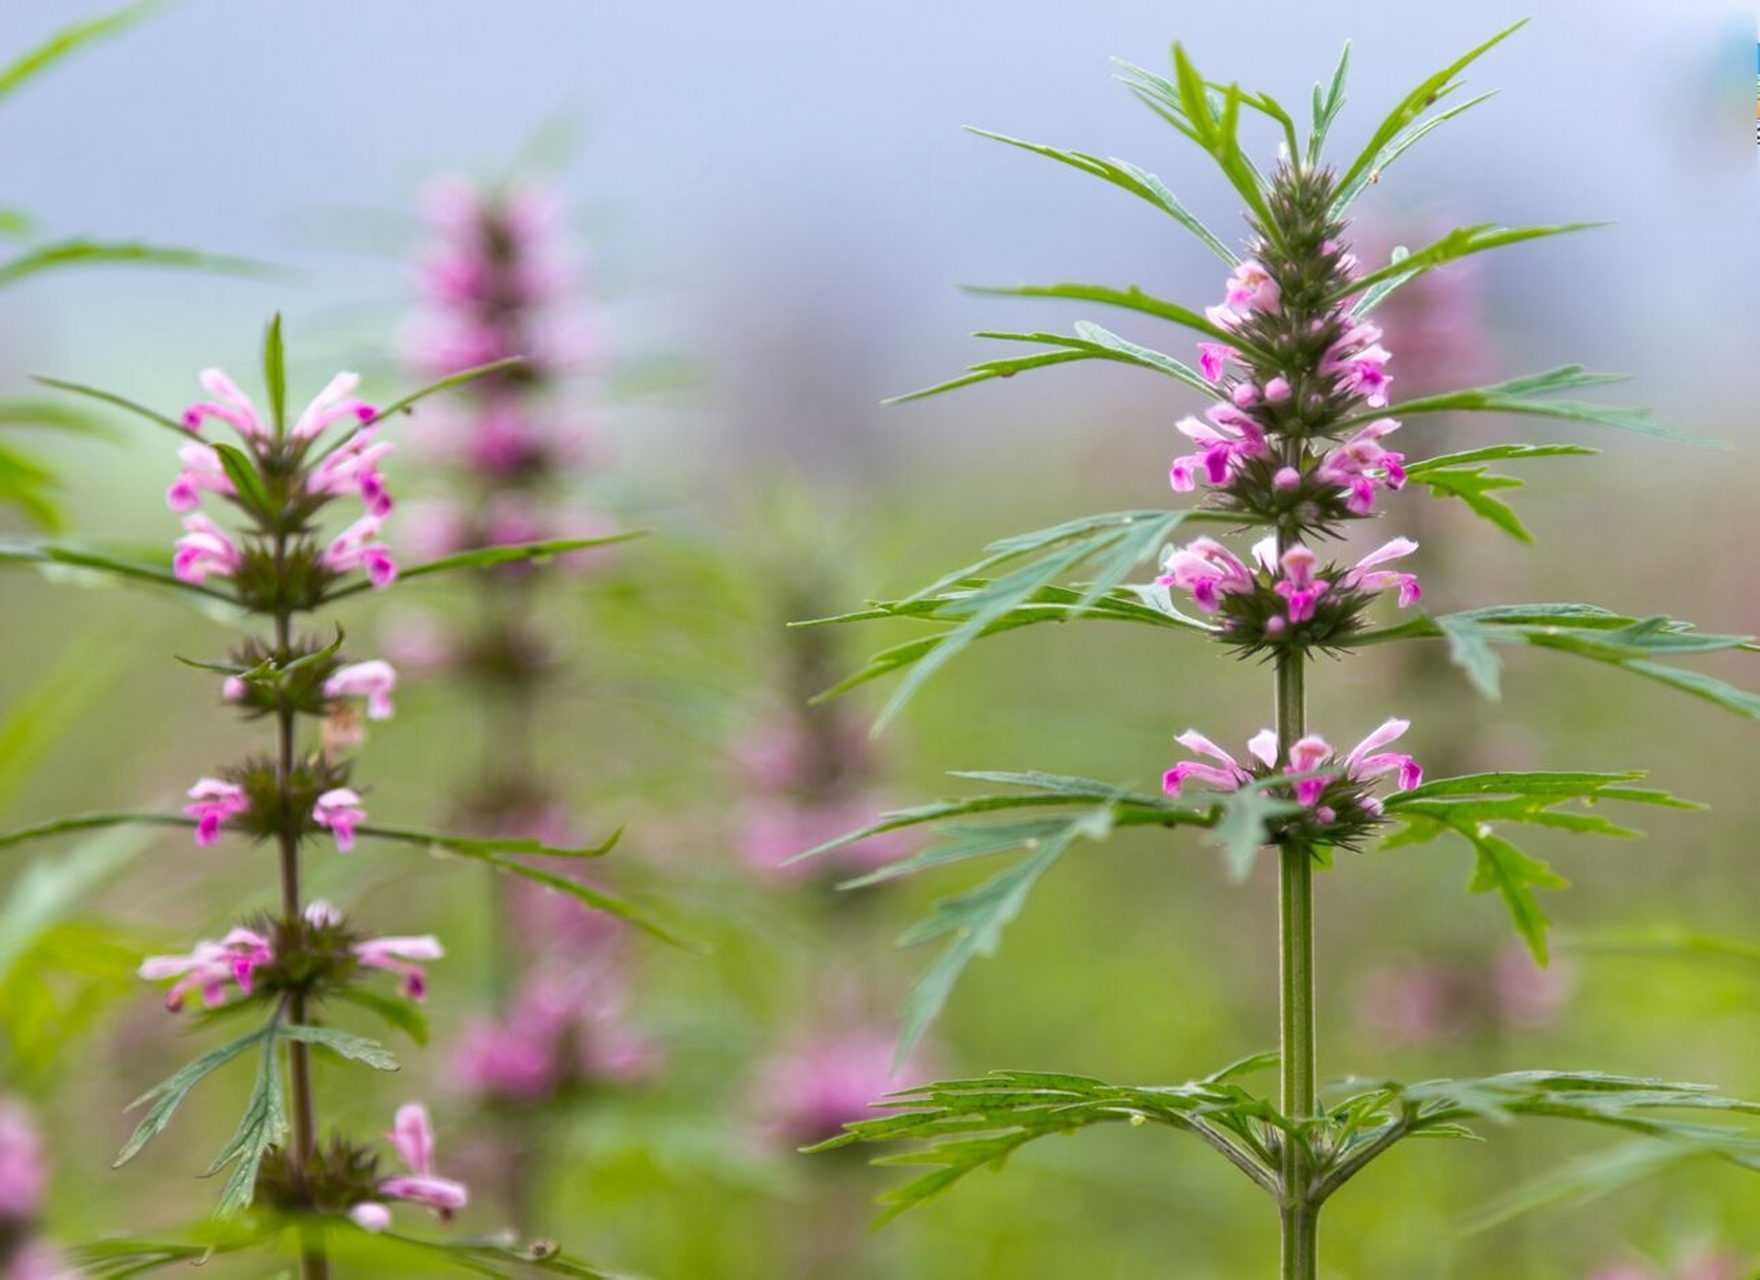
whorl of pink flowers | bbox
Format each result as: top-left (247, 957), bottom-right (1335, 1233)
top-left (1163, 719), bottom-right (1422, 825)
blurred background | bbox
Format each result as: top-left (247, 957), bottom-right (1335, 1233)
top-left (2, 0), bottom-right (1760, 1276)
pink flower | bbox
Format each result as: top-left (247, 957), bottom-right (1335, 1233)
top-left (1316, 418), bottom-right (1407, 514)
top-left (1197, 342), bottom-right (1237, 382)
top-left (312, 788), bottom-right (367, 852)
top-left (1272, 542), bottom-right (1330, 624)
top-left (1154, 537), bottom-right (1255, 612)
top-left (1320, 321), bottom-right (1393, 408)
top-left (1168, 404), bottom-right (1269, 493)
top-left (0, 1099), bottom-right (47, 1222)
top-left (307, 426), bottom-right (394, 515)
top-left (184, 777), bottom-right (249, 846)
top-left (1264, 375), bottom-right (1292, 403)
top-left (165, 442), bottom-right (234, 512)
top-left (173, 514), bottom-right (243, 584)
top-left (291, 372), bottom-right (376, 442)
top-left (1163, 729), bottom-right (1276, 795)
top-left (321, 516), bottom-right (397, 588)
top-left (451, 967), bottom-right (660, 1103)
top-left (353, 934), bottom-right (443, 1000)
top-left (1341, 538), bottom-right (1422, 607)
top-left (138, 926), bottom-right (272, 1011)
top-left (351, 1103), bottom-right (468, 1230)
top-left (181, 368), bottom-right (268, 439)
top-left (1222, 259), bottom-right (1281, 317)
top-left (740, 791), bottom-right (916, 881)
top-left (323, 660), bottom-right (397, 720)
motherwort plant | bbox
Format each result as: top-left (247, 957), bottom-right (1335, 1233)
top-left (0, 323), bottom-right (657, 1277)
top-left (799, 26), bottom-right (1760, 1275)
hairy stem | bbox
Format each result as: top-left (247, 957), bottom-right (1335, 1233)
top-left (275, 602), bottom-right (327, 1280)
top-left (1276, 592), bottom-right (1318, 1280)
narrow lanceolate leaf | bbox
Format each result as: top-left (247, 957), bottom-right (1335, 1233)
top-left (261, 314), bottom-right (287, 437)
top-left (355, 356), bottom-right (526, 432)
top-left (811, 510), bottom-right (1219, 730)
top-left (0, 239), bottom-right (269, 290)
top-left (0, 811), bottom-right (197, 854)
top-left (319, 532), bottom-right (646, 602)
top-left (1330, 90), bottom-right (1497, 213)
top-left (791, 775), bottom-right (1213, 1061)
top-left (1321, 1069), bottom-right (1760, 1205)
top-left (887, 324), bottom-right (1211, 403)
top-left (1307, 40), bottom-right (1352, 167)
top-left (809, 1069), bottom-right (1281, 1223)
top-left (0, 1), bottom-right (156, 104)
top-left (1338, 222), bottom-right (1606, 308)
top-left (1334, 19), bottom-right (1529, 200)
top-left (965, 128), bottom-right (1238, 264)
top-left (210, 442), bottom-right (273, 520)
top-left (0, 443), bottom-right (59, 531)
top-left (1382, 772), bottom-right (1698, 962)
top-left (115, 1021), bottom-right (274, 1167)
top-left (356, 824), bottom-right (691, 950)
top-left (1404, 445), bottom-right (1596, 543)
top-left (1351, 602), bottom-right (1759, 715)
top-left (0, 398), bottom-right (117, 438)
top-left (277, 1023), bottom-right (400, 1071)
top-left (961, 282), bottom-right (1255, 351)
top-left (0, 208), bottom-right (35, 238)
top-left (1351, 365), bottom-right (1710, 447)
top-left (0, 541), bottom-right (232, 604)
top-left (31, 376), bottom-right (191, 439)
top-left (802, 582), bottom-right (1209, 701)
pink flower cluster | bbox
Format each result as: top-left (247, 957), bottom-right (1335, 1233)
top-left (169, 368), bottom-right (399, 590)
top-left (138, 902), bottom-right (442, 1012)
top-left (1156, 535), bottom-right (1421, 627)
top-left (1176, 256), bottom-right (1406, 515)
top-left (348, 1103), bottom-right (468, 1231)
top-left (181, 777), bottom-right (369, 855)
top-left (1163, 719), bottom-right (1422, 825)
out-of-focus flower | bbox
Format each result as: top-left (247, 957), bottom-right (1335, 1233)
top-left (353, 934), bottom-right (443, 1001)
top-left (0, 1099), bottom-right (47, 1223)
top-left (324, 660), bottom-right (398, 721)
top-left (138, 927), bottom-right (272, 1011)
top-left (173, 514), bottom-right (243, 585)
top-left (350, 1103), bottom-right (468, 1230)
top-left (313, 788), bottom-right (368, 853)
top-left (183, 777), bottom-right (249, 846)
top-left (756, 1028), bottom-right (924, 1150)
top-left (321, 516), bottom-right (397, 589)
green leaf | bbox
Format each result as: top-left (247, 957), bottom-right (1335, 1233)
top-left (354, 356), bottom-right (526, 432)
top-left (207, 1034), bottom-right (286, 1215)
top-left (115, 1020), bottom-right (274, 1167)
top-left (887, 323), bottom-right (1212, 403)
top-left (827, 510), bottom-right (1212, 731)
top-left (811, 1068), bottom-right (1280, 1223)
top-left (1404, 443), bottom-right (1602, 542)
top-left (1355, 365), bottom-right (1711, 447)
top-left (0, 397), bottom-right (117, 438)
top-left (30, 376), bottom-right (191, 439)
top-left (0, 208), bottom-right (36, 238)
top-left (319, 532), bottom-right (646, 602)
top-left (0, 1), bottom-right (156, 105)
top-left (1340, 222), bottom-right (1606, 309)
top-left (356, 823), bottom-right (691, 950)
top-left (262, 314), bottom-right (287, 437)
top-left (1331, 90), bottom-right (1498, 212)
top-left (331, 986), bottom-right (429, 1045)
top-left (278, 1022), bottom-right (400, 1071)
top-left (0, 811), bottom-right (196, 855)
top-left (0, 442), bottom-right (59, 530)
top-left (961, 281), bottom-right (1250, 349)
top-left (0, 540), bottom-right (235, 606)
top-left (1383, 772), bottom-right (1698, 962)
top-left (0, 239), bottom-right (269, 290)
top-left (210, 441), bottom-right (272, 519)
top-left (1307, 40), bottom-right (1352, 167)
top-left (965, 128), bottom-right (1237, 264)
top-left (1334, 20), bottom-right (1528, 200)
top-left (1208, 780), bottom-right (1306, 882)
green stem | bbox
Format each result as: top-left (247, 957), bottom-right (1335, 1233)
top-left (1276, 596), bottom-right (1318, 1280)
top-left (275, 602), bottom-right (327, 1280)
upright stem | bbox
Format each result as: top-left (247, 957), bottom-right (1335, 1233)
top-left (274, 608), bottom-right (327, 1280)
top-left (1275, 578), bottom-right (1318, 1280)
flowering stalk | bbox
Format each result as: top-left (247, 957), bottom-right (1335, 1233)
top-left (793, 26), bottom-right (1760, 1276)
top-left (0, 319), bottom-right (652, 1275)
top-left (398, 175), bottom-right (650, 1230)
